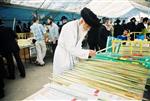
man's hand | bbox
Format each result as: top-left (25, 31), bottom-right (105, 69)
top-left (89, 50), bottom-right (96, 57)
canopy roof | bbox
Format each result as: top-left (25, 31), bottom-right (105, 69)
top-left (9, 0), bottom-right (150, 18)
top-left (0, 0), bottom-right (150, 21)
top-left (10, 0), bottom-right (91, 12)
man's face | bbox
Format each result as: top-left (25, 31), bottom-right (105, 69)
top-left (82, 20), bottom-right (91, 31)
top-left (106, 20), bottom-right (111, 26)
top-left (123, 30), bottom-right (128, 36)
top-left (47, 19), bottom-right (52, 25)
top-left (144, 20), bottom-right (148, 24)
top-left (36, 20), bottom-right (39, 23)
top-left (62, 19), bottom-right (67, 24)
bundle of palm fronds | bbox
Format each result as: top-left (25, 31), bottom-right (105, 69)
top-left (50, 59), bottom-right (150, 100)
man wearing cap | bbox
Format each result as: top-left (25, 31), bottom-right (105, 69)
top-left (59, 16), bottom-right (68, 33)
top-left (53, 7), bottom-right (100, 75)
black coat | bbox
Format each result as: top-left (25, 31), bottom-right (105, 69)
top-left (0, 26), bottom-right (20, 54)
top-left (87, 26), bottom-right (100, 51)
top-left (98, 25), bottom-right (111, 50)
top-left (136, 23), bottom-right (145, 32)
top-left (114, 24), bottom-right (123, 37)
top-left (126, 22), bottom-right (137, 32)
top-left (16, 24), bottom-right (22, 33)
top-left (87, 27), bottom-right (100, 45)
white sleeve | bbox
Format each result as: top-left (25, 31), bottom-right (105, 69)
top-left (30, 26), bottom-right (33, 33)
top-left (54, 25), bottom-right (59, 39)
top-left (30, 26), bottom-right (36, 38)
top-left (40, 24), bottom-right (46, 34)
top-left (61, 25), bottom-right (89, 59)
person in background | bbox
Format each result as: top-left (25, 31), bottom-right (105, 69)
top-left (147, 19), bottom-right (150, 41)
top-left (121, 20), bottom-right (127, 31)
top-left (0, 19), bottom-right (25, 79)
top-left (27, 22), bottom-right (31, 31)
top-left (59, 16), bottom-right (68, 34)
top-left (53, 7), bottom-right (99, 75)
top-left (16, 20), bottom-right (23, 33)
top-left (113, 18), bottom-right (123, 38)
top-left (30, 17), bottom-right (47, 66)
top-left (101, 17), bottom-right (106, 24)
top-left (126, 17), bottom-right (137, 40)
top-left (0, 19), bottom-right (5, 99)
top-left (136, 17), bottom-right (149, 40)
top-left (98, 18), bottom-right (112, 52)
top-left (0, 55), bottom-right (5, 99)
top-left (136, 17), bottom-right (149, 32)
top-left (23, 23), bottom-right (29, 32)
top-left (117, 29), bottom-right (130, 40)
top-left (140, 17), bottom-right (143, 23)
top-left (46, 17), bottom-right (59, 54)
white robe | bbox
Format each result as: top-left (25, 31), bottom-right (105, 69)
top-left (53, 20), bottom-right (89, 75)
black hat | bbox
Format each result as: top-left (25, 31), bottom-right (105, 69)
top-left (115, 19), bottom-right (120, 24)
top-left (81, 7), bottom-right (100, 27)
top-left (130, 17), bottom-right (136, 22)
top-left (61, 16), bottom-right (68, 21)
top-left (143, 17), bottom-right (148, 22)
top-left (0, 19), bottom-right (4, 25)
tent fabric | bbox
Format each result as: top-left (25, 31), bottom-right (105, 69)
top-left (0, 0), bottom-right (150, 22)
top-left (86, 0), bottom-right (134, 17)
top-left (10, 0), bottom-right (90, 12)
top-left (85, 0), bottom-right (150, 18)
top-left (9, 0), bottom-right (150, 18)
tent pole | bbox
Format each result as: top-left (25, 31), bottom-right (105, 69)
top-left (12, 18), bottom-right (16, 31)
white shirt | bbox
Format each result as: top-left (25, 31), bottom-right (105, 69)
top-left (30, 23), bottom-right (46, 41)
top-left (47, 22), bottom-right (59, 43)
top-left (53, 20), bottom-right (89, 75)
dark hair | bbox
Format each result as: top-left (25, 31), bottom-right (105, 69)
top-left (124, 29), bottom-right (129, 33)
top-left (103, 18), bottom-right (109, 24)
top-left (143, 17), bottom-right (148, 22)
top-left (48, 17), bottom-right (53, 21)
top-left (32, 17), bottom-right (39, 23)
top-left (61, 16), bottom-right (68, 21)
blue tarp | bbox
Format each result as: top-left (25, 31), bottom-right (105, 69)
top-left (0, 4), bottom-right (80, 27)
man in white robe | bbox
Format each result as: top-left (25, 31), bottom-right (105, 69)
top-left (53, 7), bottom-right (100, 75)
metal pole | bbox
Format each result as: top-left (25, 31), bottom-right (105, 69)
top-left (12, 17), bottom-right (16, 31)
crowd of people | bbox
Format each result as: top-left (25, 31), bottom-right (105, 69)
top-left (86, 17), bottom-right (150, 51)
top-left (0, 7), bottom-right (150, 99)
top-left (0, 14), bottom-right (69, 99)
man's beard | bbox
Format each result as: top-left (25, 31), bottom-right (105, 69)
top-left (47, 22), bottom-right (52, 25)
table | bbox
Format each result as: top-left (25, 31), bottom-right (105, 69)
top-left (18, 39), bottom-right (35, 63)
